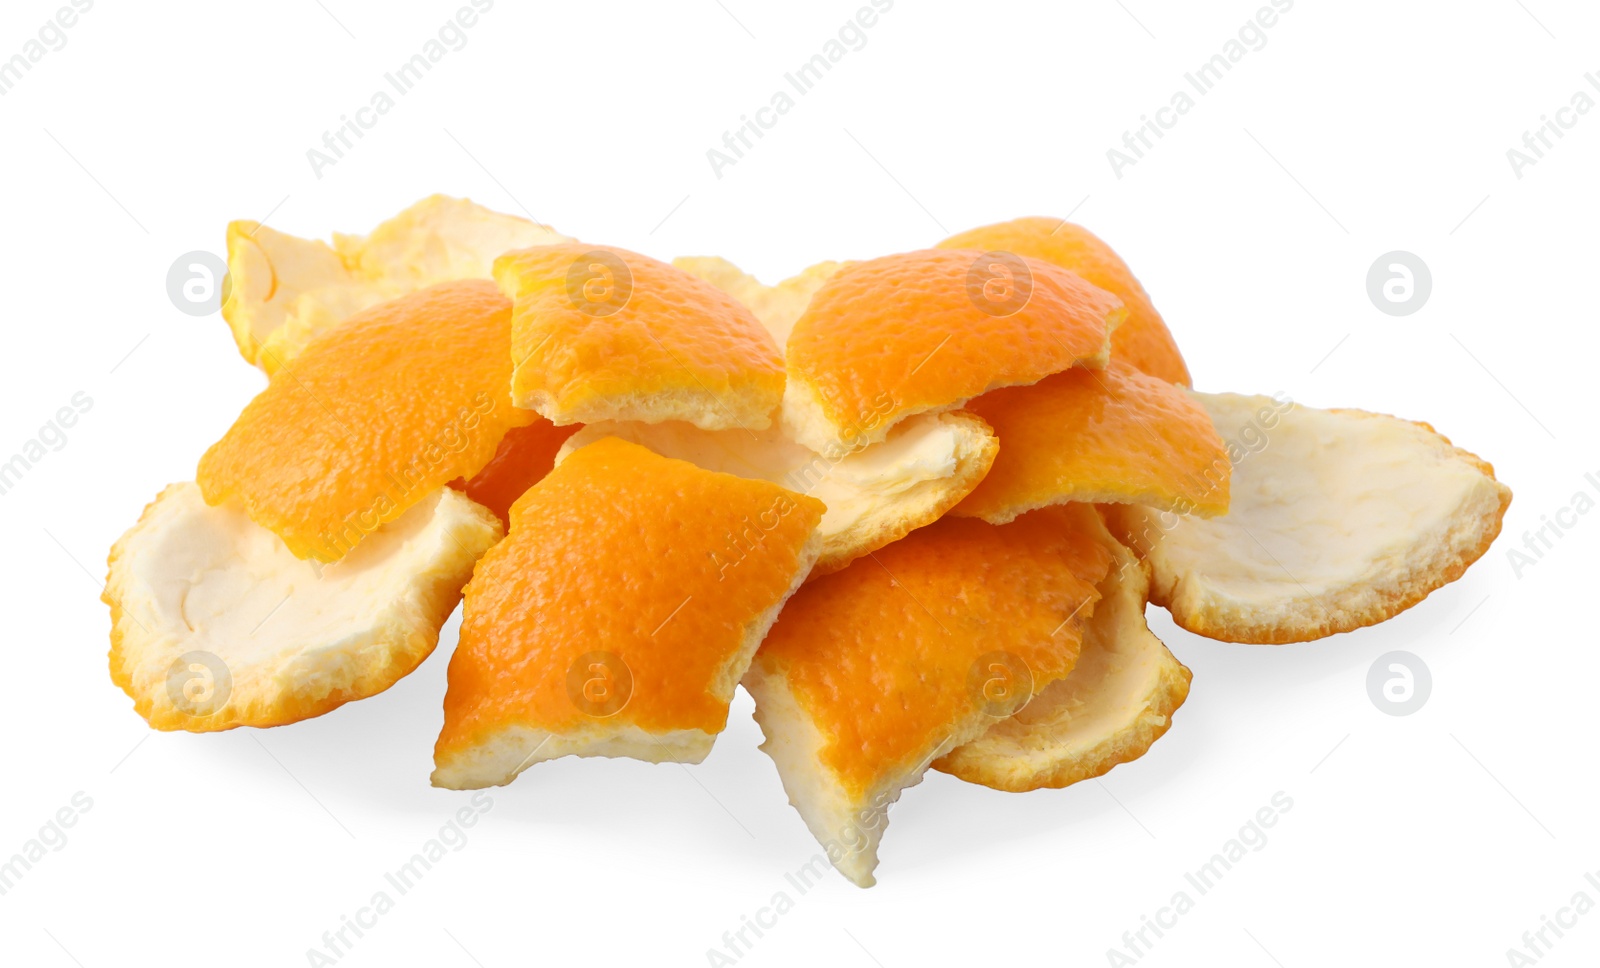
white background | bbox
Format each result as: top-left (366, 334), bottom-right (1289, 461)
top-left (0, 1), bottom-right (1594, 965)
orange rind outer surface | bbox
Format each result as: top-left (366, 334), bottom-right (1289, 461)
top-left (953, 362), bottom-right (1229, 525)
top-left (782, 248), bottom-right (1125, 454)
top-left (938, 217), bottom-right (1190, 385)
top-left (433, 437), bottom-right (824, 786)
top-left (197, 279), bottom-right (534, 563)
top-left (495, 244), bottom-right (786, 431)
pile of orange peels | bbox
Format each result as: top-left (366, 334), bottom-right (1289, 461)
top-left (105, 198), bottom-right (1510, 887)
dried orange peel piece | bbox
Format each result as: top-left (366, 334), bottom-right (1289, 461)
top-left (224, 195), bottom-right (572, 373)
top-left (952, 362), bottom-right (1229, 525)
top-left (1105, 393), bottom-right (1513, 644)
top-left (432, 437), bottom-right (824, 790)
top-left (495, 244), bottom-right (786, 430)
top-left (938, 217), bottom-right (1190, 385)
top-left (745, 505), bottom-right (1113, 887)
top-left (454, 419), bottom-right (581, 526)
top-left (673, 255), bottom-right (848, 350)
top-left (555, 410), bottom-right (998, 576)
top-left (782, 249), bottom-right (1125, 455)
top-left (198, 279), bottom-right (534, 562)
top-left (936, 532), bottom-right (1191, 791)
top-left (106, 483), bottom-right (501, 732)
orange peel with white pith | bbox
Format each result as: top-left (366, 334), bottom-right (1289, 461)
top-left (1105, 393), bottom-right (1512, 644)
top-left (745, 505), bottom-right (1113, 886)
top-left (224, 194), bottom-right (572, 372)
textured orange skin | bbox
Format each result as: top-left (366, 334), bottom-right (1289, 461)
top-left (495, 243), bottom-right (785, 425)
top-left (453, 419), bottom-right (581, 525)
top-left (756, 506), bottom-right (1113, 800)
top-left (198, 279), bottom-right (534, 562)
top-left (938, 218), bottom-right (1191, 386)
top-left (786, 249), bottom-right (1124, 436)
top-left (436, 437), bottom-right (824, 756)
top-left (954, 362), bottom-right (1230, 522)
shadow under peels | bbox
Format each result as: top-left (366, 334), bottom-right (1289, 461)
top-left (882, 569), bottom-right (1492, 877)
top-left (207, 611), bottom-right (796, 873)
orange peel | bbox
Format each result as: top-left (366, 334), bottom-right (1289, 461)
top-left (1105, 393), bottom-right (1513, 643)
top-left (556, 410), bottom-right (997, 576)
top-left (106, 484), bottom-right (501, 732)
top-left (495, 244), bottom-right (786, 430)
top-left (432, 437), bottom-right (824, 789)
top-left (224, 194), bottom-right (571, 373)
top-left (936, 532), bottom-right (1191, 791)
top-left (952, 362), bottom-right (1229, 525)
top-left (454, 419), bottom-right (581, 526)
top-left (673, 255), bottom-right (847, 351)
top-left (937, 217), bottom-right (1190, 385)
top-left (198, 279), bottom-right (534, 563)
top-left (782, 249), bottom-right (1124, 455)
top-left (745, 505), bottom-right (1113, 886)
